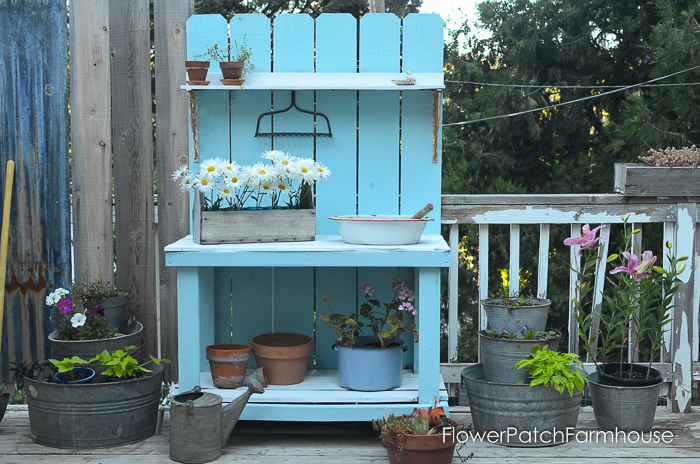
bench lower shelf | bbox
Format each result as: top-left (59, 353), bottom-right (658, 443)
top-left (173, 369), bottom-right (449, 421)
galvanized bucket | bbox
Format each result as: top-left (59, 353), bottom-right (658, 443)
top-left (588, 372), bottom-right (662, 432)
top-left (24, 362), bottom-right (164, 448)
top-left (83, 292), bottom-right (130, 333)
top-left (461, 364), bottom-right (582, 447)
top-left (334, 336), bottom-right (407, 391)
top-left (49, 321), bottom-right (143, 374)
top-left (482, 298), bottom-right (551, 333)
top-left (479, 329), bottom-right (561, 384)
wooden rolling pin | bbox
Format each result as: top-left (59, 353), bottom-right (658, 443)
top-left (412, 203), bottom-right (434, 219)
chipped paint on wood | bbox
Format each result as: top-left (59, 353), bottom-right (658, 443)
top-left (0, 0), bottom-right (71, 380)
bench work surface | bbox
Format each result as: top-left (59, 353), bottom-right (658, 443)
top-left (2, 406), bottom-right (700, 463)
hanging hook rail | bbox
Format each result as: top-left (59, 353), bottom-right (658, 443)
top-left (254, 91), bottom-right (332, 137)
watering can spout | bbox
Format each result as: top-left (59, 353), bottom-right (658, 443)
top-left (220, 373), bottom-right (265, 450)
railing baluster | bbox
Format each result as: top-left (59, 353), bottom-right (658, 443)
top-left (478, 224), bottom-right (489, 357)
top-left (662, 221), bottom-right (676, 363)
top-left (569, 224), bottom-right (581, 355)
top-left (537, 224), bottom-right (550, 299)
top-left (588, 223), bottom-right (611, 363)
top-left (629, 223), bottom-right (643, 363)
top-left (448, 223), bottom-right (459, 363)
top-left (510, 224), bottom-right (520, 296)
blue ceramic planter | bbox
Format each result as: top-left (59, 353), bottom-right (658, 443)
top-left (333, 336), bottom-right (407, 391)
top-left (54, 367), bottom-right (96, 384)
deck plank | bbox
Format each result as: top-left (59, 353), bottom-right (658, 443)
top-left (1, 407), bottom-right (699, 462)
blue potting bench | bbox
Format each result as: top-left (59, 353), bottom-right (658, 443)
top-left (164, 13), bottom-right (448, 421)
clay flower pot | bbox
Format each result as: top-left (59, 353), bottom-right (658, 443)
top-left (206, 344), bottom-right (252, 389)
top-left (185, 60), bottom-right (210, 83)
top-left (250, 333), bottom-right (313, 385)
top-left (387, 429), bottom-right (459, 464)
top-left (219, 60), bottom-right (244, 79)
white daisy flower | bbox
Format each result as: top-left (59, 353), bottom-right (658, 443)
top-left (71, 312), bottom-right (87, 328)
top-left (260, 150), bottom-right (286, 161)
top-left (179, 176), bottom-right (194, 192)
top-left (171, 165), bottom-right (189, 181)
top-left (291, 158), bottom-right (320, 183)
top-left (193, 177), bottom-right (214, 193)
top-left (315, 162), bottom-right (331, 180)
top-left (221, 161), bottom-right (240, 178)
top-left (251, 162), bottom-right (275, 184)
top-left (199, 158), bottom-right (224, 181)
top-left (224, 174), bottom-right (245, 190)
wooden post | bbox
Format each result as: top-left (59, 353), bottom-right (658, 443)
top-left (70, 0), bottom-right (114, 285)
top-left (110, 0), bottom-right (157, 357)
top-left (369, 0), bottom-right (385, 13)
top-left (154, 0), bottom-right (194, 379)
top-left (0, 0), bottom-right (71, 380)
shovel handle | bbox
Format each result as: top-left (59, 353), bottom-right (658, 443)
top-left (0, 160), bottom-right (14, 349)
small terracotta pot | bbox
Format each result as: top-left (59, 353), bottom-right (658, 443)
top-left (250, 333), bottom-right (313, 385)
top-left (206, 344), bottom-right (252, 389)
top-left (386, 429), bottom-right (459, 464)
top-left (220, 61), bottom-right (244, 79)
top-left (185, 60), bottom-right (210, 82)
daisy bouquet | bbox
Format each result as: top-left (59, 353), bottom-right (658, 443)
top-left (172, 150), bottom-right (330, 211)
top-left (46, 288), bottom-right (118, 341)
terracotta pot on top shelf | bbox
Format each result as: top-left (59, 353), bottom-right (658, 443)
top-left (185, 60), bottom-right (210, 83)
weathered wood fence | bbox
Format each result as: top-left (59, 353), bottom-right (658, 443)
top-left (0, 0), bottom-right (191, 381)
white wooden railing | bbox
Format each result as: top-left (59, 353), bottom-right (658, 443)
top-left (439, 194), bottom-right (699, 413)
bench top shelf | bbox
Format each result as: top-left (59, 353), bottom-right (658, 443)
top-left (182, 72), bottom-right (444, 91)
top-left (164, 234), bottom-right (450, 267)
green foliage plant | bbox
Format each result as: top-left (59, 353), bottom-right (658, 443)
top-left (515, 345), bottom-right (588, 397)
top-left (192, 36), bottom-right (255, 75)
top-left (567, 216), bottom-right (686, 379)
top-left (73, 275), bottom-right (122, 302)
top-left (484, 328), bottom-right (557, 340)
top-left (89, 346), bottom-right (170, 380)
top-left (320, 280), bottom-right (416, 348)
top-left (49, 356), bottom-right (89, 381)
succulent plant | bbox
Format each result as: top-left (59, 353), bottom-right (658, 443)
top-left (639, 145), bottom-right (700, 168)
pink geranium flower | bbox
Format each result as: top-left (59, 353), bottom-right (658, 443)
top-left (362, 284), bottom-right (375, 297)
top-left (564, 224), bottom-right (607, 255)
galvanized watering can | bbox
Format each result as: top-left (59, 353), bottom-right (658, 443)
top-left (169, 369), bottom-right (266, 463)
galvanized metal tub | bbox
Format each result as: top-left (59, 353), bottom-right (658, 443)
top-left (482, 298), bottom-right (551, 333)
top-left (588, 371), bottom-right (663, 432)
top-left (334, 336), bottom-right (407, 391)
top-left (49, 321), bottom-right (143, 374)
top-left (461, 364), bottom-right (582, 447)
top-left (24, 362), bottom-right (164, 448)
top-left (479, 329), bottom-right (562, 384)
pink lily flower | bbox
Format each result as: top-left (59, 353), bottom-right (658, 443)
top-left (636, 251), bottom-right (657, 280)
top-left (564, 224), bottom-right (607, 256)
top-left (611, 251), bottom-right (647, 281)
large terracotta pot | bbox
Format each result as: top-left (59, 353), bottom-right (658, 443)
top-left (205, 344), bottom-right (251, 389)
top-left (386, 429), bottom-right (459, 464)
top-left (250, 333), bottom-right (312, 385)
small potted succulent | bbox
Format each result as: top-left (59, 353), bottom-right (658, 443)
top-left (373, 409), bottom-right (472, 464)
top-left (566, 217), bottom-right (687, 431)
top-left (614, 145), bottom-right (700, 196)
top-left (191, 36), bottom-right (254, 84)
top-left (73, 275), bottom-right (131, 333)
top-left (320, 280), bottom-right (416, 391)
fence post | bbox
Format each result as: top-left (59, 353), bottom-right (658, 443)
top-left (110, 0), bottom-right (157, 358)
top-left (71, 0), bottom-right (114, 285)
top-left (154, 0), bottom-right (194, 379)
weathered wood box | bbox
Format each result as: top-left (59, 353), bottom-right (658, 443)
top-left (192, 191), bottom-right (316, 244)
top-left (614, 163), bottom-right (700, 197)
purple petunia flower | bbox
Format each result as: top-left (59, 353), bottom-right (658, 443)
top-left (58, 299), bottom-right (73, 314)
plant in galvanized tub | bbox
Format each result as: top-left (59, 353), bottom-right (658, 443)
top-left (373, 409), bottom-right (473, 464)
top-left (16, 348), bottom-right (169, 449)
top-left (49, 356), bottom-right (95, 384)
top-left (46, 281), bottom-right (143, 374)
top-left (566, 217), bottom-right (687, 431)
top-left (479, 327), bottom-right (562, 384)
top-left (481, 290), bottom-right (551, 333)
top-left (461, 346), bottom-right (587, 446)
top-left (173, 150), bottom-right (330, 244)
top-left (320, 280), bottom-right (416, 391)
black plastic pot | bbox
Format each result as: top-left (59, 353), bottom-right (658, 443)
top-left (597, 362), bottom-right (663, 387)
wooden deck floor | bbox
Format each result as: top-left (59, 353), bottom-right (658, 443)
top-left (2, 406), bottom-right (699, 463)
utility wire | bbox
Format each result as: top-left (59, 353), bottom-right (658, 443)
top-left (443, 64), bottom-right (700, 127)
top-left (445, 80), bottom-right (700, 89)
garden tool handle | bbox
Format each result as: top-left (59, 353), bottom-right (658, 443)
top-left (0, 160), bottom-right (14, 350)
top-left (411, 203), bottom-right (433, 219)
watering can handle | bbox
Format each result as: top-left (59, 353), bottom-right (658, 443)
top-left (332, 343), bottom-right (338, 351)
top-left (403, 345), bottom-right (408, 352)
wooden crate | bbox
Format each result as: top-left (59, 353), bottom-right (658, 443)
top-left (614, 163), bottom-right (700, 197)
top-left (192, 191), bottom-right (316, 244)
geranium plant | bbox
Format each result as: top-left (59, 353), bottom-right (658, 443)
top-left (566, 217), bottom-right (687, 379)
top-left (320, 280), bottom-right (416, 348)
top-left (46, 287), bottom-right (117, 341)
top-left (172, 150), bottom-right (330, 211)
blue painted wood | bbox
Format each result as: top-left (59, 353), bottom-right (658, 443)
top-left (214, 268), bottom-right (232, 347)
top-left (401, 14), bottom-right (443, 234)
top-left (238, 401), bottom-right (449, 421)
top-left (230, 268), bottom-right (273, 368)
top-left (177, 267), bottom-right (215, 391)
top-left (0, 0), bottom-right (71, 381)
top-left (268, 14), bottom-right (316, 361)
top-left (186, 14), bottom-right (228, 73)
top-left (416, 267), bottom-right (441, 403)
top-left (358, 14), bottom-right (400, 73)
top-left (314, 14), bottom-right (358, 369)
top-left (230, 14), bottom-right (272, 73)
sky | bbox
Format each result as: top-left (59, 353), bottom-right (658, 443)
top-left (419, 0), bottom-right (478, 32)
